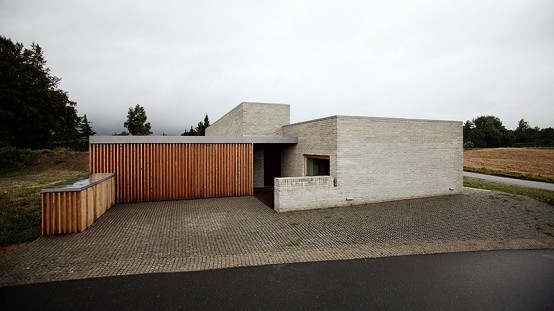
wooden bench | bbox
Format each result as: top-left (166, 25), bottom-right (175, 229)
top-left (41, 173), bottom-right (115, 235)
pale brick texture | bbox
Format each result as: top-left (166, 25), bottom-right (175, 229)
top-left (206, 102), bottom-right (290, 136)
top-left (281, 117), bottom-right (338, 178)
top-left (276, 116), bottom-right (463, 211)
top-left (335, 116), bottom-right (463, 203)
top-left (206, 102), bottom-right (462, 211)
top-left (205, 103), bottom-right (244, 136)
top-left (274, 176), bottom-right (338, 212)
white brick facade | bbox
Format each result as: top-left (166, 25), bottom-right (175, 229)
top-left (206, 102), bottom-right (290, 136)
top-left (275, 116), bottom-right (463, 212)
top-left (281, 117), bottom-right (338, 178)
top-left (208, 102), bottom-right (463, 212)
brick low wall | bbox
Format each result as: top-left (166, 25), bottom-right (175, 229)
top-left (274, 176), bottom-right (342, 212)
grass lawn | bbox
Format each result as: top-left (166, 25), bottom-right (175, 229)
top-left (464, 177), bottom-right (554, 206)
top-left (0, 148), bottom-right (88, 245)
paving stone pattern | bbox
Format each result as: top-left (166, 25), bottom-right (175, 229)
top-left (1, 188), bottom-right (553, 286)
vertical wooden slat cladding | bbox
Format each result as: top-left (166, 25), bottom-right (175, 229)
top-left (41, 175), bottom-right (115, 235)
top-left (89, 143), bottom-right (253, 203)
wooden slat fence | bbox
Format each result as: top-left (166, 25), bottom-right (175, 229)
top-left (41, 173), bottom-right (115, 235)
top-left (89, 143), bottom-right (253, 203)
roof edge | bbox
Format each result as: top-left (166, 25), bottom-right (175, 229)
top-left (89, 136), bottom-right (298, 144)
top-left (335, 115), bottom-right (462, 124)
top-left (285, 115), bottom-right (461, 127)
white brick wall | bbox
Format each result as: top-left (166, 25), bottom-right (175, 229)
top-left (206, 102), bottom-right (290, 136)
top-left (205, 102), bottom-right (462, 211)
top-left (275, 116), bottom-right (463, 212)
top-left (205, 104), bottom-right (244, 136)
top-left (242, 103), bottom-right (290, 136)
top-left (281, 117), bottom-right (338, 178)
top-left (274, 176), bottom-right (337, 212)
top-left (335, 116), bottom-right (463, 203)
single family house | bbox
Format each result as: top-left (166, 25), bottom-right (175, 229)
top-left (89, 102), bottom-right (462, 211)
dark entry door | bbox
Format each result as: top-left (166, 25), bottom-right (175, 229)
top-left (264, 145), bottom-right (281, 186)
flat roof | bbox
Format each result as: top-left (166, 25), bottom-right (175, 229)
top-left (90, 136), bottom-right (298, 144)
top-left (284, 115), bottom-right (462, 127)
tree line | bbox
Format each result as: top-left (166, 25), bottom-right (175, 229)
top-left (1, 36), bottom-right (210, 151)
top-left (463, 116), bottom-right (554, 148)
top-left (116, 104), bottom-right (210, 136)
top-left (1, 36), bottom-right (95, 150)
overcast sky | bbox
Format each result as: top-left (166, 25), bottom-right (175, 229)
top-left (1, 0), bottom-right (553, 134)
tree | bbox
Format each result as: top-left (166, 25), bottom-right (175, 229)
top-left (72, 114), bottom-right (96, 150)
top-left (466, 116), bottom-right (514, 148)
top-left (195, 114), bottom-right (210, 136)
top-left (181, 126), bottom-right (197, 136)
top-left (465, 116), bottom-right (553, 148)
top-left (78, 114), bottom-right (96, 137)
top-left (0, 36), bottom-right (81, 149)
top-left (538, 127), bottom-right (554, 146)
top-left (463, 120), bottom-right (474, 145)
top-left (124, 104), bottom-right (152, 135)
top-left (181, 114), bottom-right (210, 136)
top-left (514, 119), bottom-right (540, 145)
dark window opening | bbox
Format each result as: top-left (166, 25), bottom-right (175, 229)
top-left (305, 155), bottom-right (330, 176)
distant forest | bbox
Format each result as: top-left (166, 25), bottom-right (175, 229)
top-left (463, 116), bottom-right (554, 148)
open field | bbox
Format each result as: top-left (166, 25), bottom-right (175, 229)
top-left (464, 148), bottom-right (554, 182)
top-left (0, 149), bottom-right (88, 249)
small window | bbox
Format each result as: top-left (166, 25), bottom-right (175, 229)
top-left (305, 155), bottom-right (330, 176)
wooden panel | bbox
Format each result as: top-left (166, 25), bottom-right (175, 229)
top-left (89, 143), bottom-right (253, 203)
top-left (41, 175), bottom-right (116, 235)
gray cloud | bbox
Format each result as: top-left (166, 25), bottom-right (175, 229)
top-left (1, 0), bottom-right (553, 134)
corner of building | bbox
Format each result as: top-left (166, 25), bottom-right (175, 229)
top-left (207, 102), bottom-right (290, 137)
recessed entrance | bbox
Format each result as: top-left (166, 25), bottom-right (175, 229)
top-left (264, 145), bottom-right (282, 186)
top-left (253, 143), bottom-right (285, 209)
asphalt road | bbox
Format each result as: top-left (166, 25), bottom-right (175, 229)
top-left (1, 249), bottom-right (553, 310)
top-left (464, 171), bottom-right (554, 191)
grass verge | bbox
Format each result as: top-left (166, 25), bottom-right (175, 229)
top-left (0, 148), bottom-right (49, 177)
top-left (464, 177), bottom-right (554, 206)
top-left (0, 148), bottom-right (88, 245)
top-left (0, 172), bottom-right (86, 244)
top-left (464, 167), bottom-right (554, 183)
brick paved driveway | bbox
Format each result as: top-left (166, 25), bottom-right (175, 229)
top-left (1, 188), bottom-right (553, 286)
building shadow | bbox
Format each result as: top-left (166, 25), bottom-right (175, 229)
top-left (253, 187), bottom-right (274, 209)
